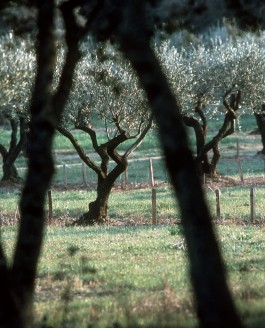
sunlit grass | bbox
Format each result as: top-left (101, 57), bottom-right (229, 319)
top-left (1, 114), bottom-right (265, 326)
top-left (206, 186), bottom-right (265, 221)
top-left (2, 223), bottom-right (265, 327)
top-left (1, 184), bottom-right (265, 224)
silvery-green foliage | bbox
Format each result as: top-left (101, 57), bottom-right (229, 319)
top-left (156, 30), bottom-right (265, 119)
top-left (0, 31), bottom-right (36, 120)
top-left (208, 36), bottom-right (265, 111)
top-left (156, 41), bottom-right (219, 117)
top-left (156, 42), bottom-right (194, 114)
top-left (63, 41), bottom-right (151, 139)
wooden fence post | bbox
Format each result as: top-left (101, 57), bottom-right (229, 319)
top-left (149, 159), bottom-right (157, 225)
top-left (215, 189), bottom-right (221, 219)
top-left (152, 188), bottom-right (157, 225)
top-left (236, 139), bottom-right (244, 184)
top-left (47, 190), bottom-right (53, 222)
top-left (124, 167), bottom-right (128, 186)
top-left (250, 187), bottom-right (256, 223)
top-left (63, 164), bottom-right (67, 188)
top-left (15, 205), bottom-right (20, 221)
top-left (149, 158), bottom-right (155, 187)
top-left (82, 162), bottom-right (88, 187)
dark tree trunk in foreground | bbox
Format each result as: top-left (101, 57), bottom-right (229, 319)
top-left (0, 118), bottom-right (26, 183)
top-left (120, 47), bottom-right (242, 326)
top-left (84, 1), bottom-right (242, 321)
top-left (120, 33), bottom-right (242, 327)
top-left (97, 3), bottom-right (242, 327)
top-left (255, 104), bottom-right (265, 155)
top-left (0, 1), bottom-right (83, 327)
top-left (0, 3), bottom-right (56, 326)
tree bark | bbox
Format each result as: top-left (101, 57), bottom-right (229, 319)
top-left (0, 245), bottom-right (23, 328)
top-left (76, 175), bottom-right (115, 225)
top-left (0, 2), bottom-right (55, 326)
top-left (182, 115), bottom-right (211, 175)
top-left (196, 92), bottom-right (240, 177)
top-left (0, 118), bottom-right (26, 183)
top-left (59, 116), bottom-right (151, 225)
top-left (114, 3), bottom-right (242, 327)
top-left (0, 1), bottom-right (84, 327)
top-left (255, 104), bottom-right (265, 155)
top-left (8, 2), bottom-right (57, 326)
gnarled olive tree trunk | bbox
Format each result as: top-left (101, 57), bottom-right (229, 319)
top-left (77, 162), bottom-right (127, 225)
top-left (182, 113), bottom-right (211, 176)
top-left (196, 92), bottom-right (241, 177)
top-left (58, 116), bottom-right (152, 226)
top-left (0, 118), bottom-right (26, 183)
top-left (58, 125), bottom-right (131, 225)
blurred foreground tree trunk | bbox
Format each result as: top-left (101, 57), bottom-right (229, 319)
top-left (82, 2), bottom-right (243, 327)
top-left (0, 1), bottom-right (83, 326)
top-left (0, 2), bottom-right (56, 326)
top-left (116, 5), bottom-right (243, 327)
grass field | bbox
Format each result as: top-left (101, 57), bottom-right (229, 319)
top-left (1, 184), bottom-right (265, 224)
top-left (1, 183), bottom-right (265, 326)
top-left (1, 114), bottom-right (265, 326)
top-left (2, 223), bottom-right (265, 327)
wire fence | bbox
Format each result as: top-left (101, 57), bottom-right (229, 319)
top-left (1, 157), bottom-right (265, 226)
top-left (13, 153), bottom-right (265, 189)
top-left (2, 136), bottom-right (265, 225)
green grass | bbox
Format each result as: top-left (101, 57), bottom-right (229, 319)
top-left (1, 114), bottom-right (265, 326)
top-left (1, 186), bottom-right (178, 222)
top-left (1, 184), bottom-right (265, 225)
top-left (206, 187), bottom-right (265, 221)
top-left (2, 223), bottom-right (265, 327)
top-left (1, 224), bottom-right (194, 328)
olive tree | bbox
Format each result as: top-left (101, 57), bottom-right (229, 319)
top-left (58, 42), bottom-right (153, 225)
top-left (156, 42), bottom-right (217, 175)
top-left (0, 32), bottom-right (34, 182)
top-left (194, 35), bottom-right (265, 175)
top-left (156, 33), bottom-right (265, 176)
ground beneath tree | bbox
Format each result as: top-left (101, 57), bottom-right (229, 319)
top-left (1, 175), bottom-right (265, 227)
top-left (203, 175), bottom-right (265, 189)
